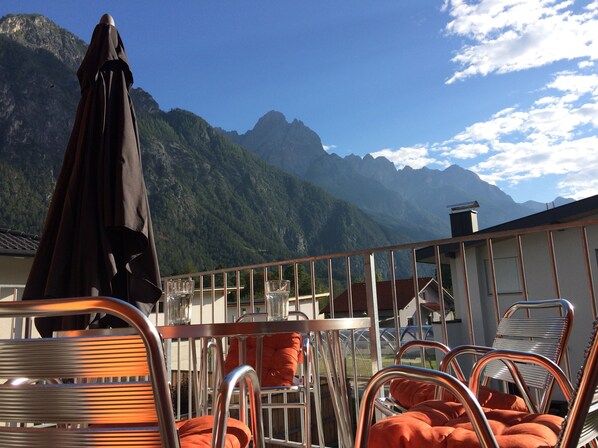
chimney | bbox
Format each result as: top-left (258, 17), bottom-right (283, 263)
top-left (448, 201), bottom-right (480, 237)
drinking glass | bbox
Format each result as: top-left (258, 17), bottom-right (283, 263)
top-left (265, 279), bottom-right (291, 321)
top-left (166, 278), bottom-right (194, 325)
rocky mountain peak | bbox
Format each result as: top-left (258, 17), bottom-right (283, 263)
top-left (254, 110), bottom-right (288, 129)
top-left (222, 110), bottom-right (327, 177)
top-left (251, 111), bottom-right (322, 147)
top-left (0, 14), bottom-right (87, 72)
top-left (130, 88), bottom-right (161, 115)
top-left (346, 153), bottom-right (400, 188)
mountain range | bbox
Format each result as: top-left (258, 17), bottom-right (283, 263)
top-left (0, 14), bottom-right (397, 275)
top-left (221, 111), bottom-right (572, 238)
top-left (0, 14), bottom-right (572, 276)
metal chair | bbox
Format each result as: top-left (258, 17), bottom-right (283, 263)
top-left (0, 296), bottom-right (264, 448)
top-left (356, 317), bottom-right (598, 448)
top-left (378, 299), bottom-right (574, 415)
top-left (223, 311), bottom-right (326, 448)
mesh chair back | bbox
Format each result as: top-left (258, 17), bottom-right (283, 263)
top-left (484, 299), bottom-right (573, 411)
top-left (229, 310), bottom-right (325, 448)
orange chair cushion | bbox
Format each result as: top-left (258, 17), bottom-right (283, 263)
top-left (224, 333), bottom-right (302, 387)
top-left (389, 378), bottom-right (529, 411)
top-left (178, 415), bottom-right (252, 448)
top-left (369, 400), bottom-right (562, 448)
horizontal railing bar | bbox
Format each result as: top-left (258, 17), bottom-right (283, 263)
top-left (162, 218), bottom-right (598, 281)
top-left (156, 216), bottom-right (597, 445)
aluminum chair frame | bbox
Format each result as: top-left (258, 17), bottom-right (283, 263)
top-left (356, 318), bottom-right (598, 448)
top-left (0, 297), bottom-right (264, 448)
top-left (377, 299), bottom-right (574, 415)
top-left (225, 311), bottom-right (326, 448)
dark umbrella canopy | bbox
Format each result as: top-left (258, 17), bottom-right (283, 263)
top-left (23, 14), bottom-right (162, 337)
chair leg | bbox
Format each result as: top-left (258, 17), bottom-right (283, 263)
top-left (304, 386), bottom-right (311, 448)
top-left (312, 379), bottom-right (326, 448)
top-left (307, 344), bottom-right (326, 448)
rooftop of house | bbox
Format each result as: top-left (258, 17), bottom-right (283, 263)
top-left (322, 277), bottom-right (449, 314)
top-left (0, 228), bottom-right (39, 256)
top-left (478, 193), bottom-right (598, 235)
top-left (418, 194), bottom-right (598, 263)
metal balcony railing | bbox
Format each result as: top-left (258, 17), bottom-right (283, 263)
top-left (160, 217), bottom-right (598, 431)
top-left (4, 217), bottom-right (597, 446)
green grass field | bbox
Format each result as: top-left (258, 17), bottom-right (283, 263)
top-left (339, 354), bottom-right (439, 378)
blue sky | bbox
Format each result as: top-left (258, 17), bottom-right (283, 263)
top-left (1, 1), bottom-right (597, 204)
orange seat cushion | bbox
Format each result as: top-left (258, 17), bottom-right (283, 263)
top-left (389, 378), bottom-right (529, 411)
top-left (369, 400), bottom-right (562, 448)
top-left (224, 333), bottom-right (302, 387)
top-left (178, 415), bottom-right (252, 448)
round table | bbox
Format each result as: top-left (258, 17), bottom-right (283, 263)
top-left (158, 317), bottom-right (371, 448)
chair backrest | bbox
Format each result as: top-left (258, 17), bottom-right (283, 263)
top-left (0, 297), bottom-right (179, 448)
top-left (558, 318), bottom-right (598, 448)
top-left (225, 312), bottom-right (306, 387)
top-left (486, 299), bottom-right (573, 410)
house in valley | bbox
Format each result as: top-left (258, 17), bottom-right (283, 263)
top-left (323, 277), bottom-right (455, 329)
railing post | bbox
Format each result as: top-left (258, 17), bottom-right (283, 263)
top-left (364, 252), bottom-right (382, 374)
top-left (10, 287), bottom-right (24, 339)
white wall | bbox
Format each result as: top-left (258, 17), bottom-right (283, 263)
top-left (449, 246), bottom-right (487, 348)
top-left (0, 255), bottom-right (34, 339)
top-left (0, 255), bottom-right (32, 288)
top-left (158, 288), bottom-right (229, 326)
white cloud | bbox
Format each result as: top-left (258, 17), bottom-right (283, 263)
top-left (578, 60), bottom-right (595, 68)
top-left (472, 137), bottom-right (598, 177)
top-left (443, 0), bottom-right (598, 83)
top-left (558, 165), bottom-right (598, 199)
top-left (371, 72), bottom-right (598, 199)
top-left (451, 73), bottom-right (598, 146)
top-left (370, 146), bottom-right (440, 169)
top-left (322, 144), bottom-right (336, 152)
top-left (445, 72), bottom-right (598, 199)
top-left (453, 108), bottom-right (528, 142)
top-left (547, 72), bottom-right (598, 95)
top-left (440, 142), bottom-right (490, 159)
top-left (369, 3), bottom-right (598, 200)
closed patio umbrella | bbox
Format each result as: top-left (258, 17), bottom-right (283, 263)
top-left (23, 14), bottom-right (162, 337)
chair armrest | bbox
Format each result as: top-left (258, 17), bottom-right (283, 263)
top-left (213, 365), bottom-right (265, 448)
top-left (398, 340), bottom-right (475, 382)
top-left (355, 364), bottom-right (499, 448)
top-left (396, 340), bottom-right (453, 373)
top-left (438, 344), bottom-right (494, 382)
top-left (396, 340), bottom-right (452, 363)
top-left (469, 348), bottom-right (574, 413)
top-left (302, 334), bottom-right (313, 386)
top-left (207, 338), bottom-right (225, 388)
